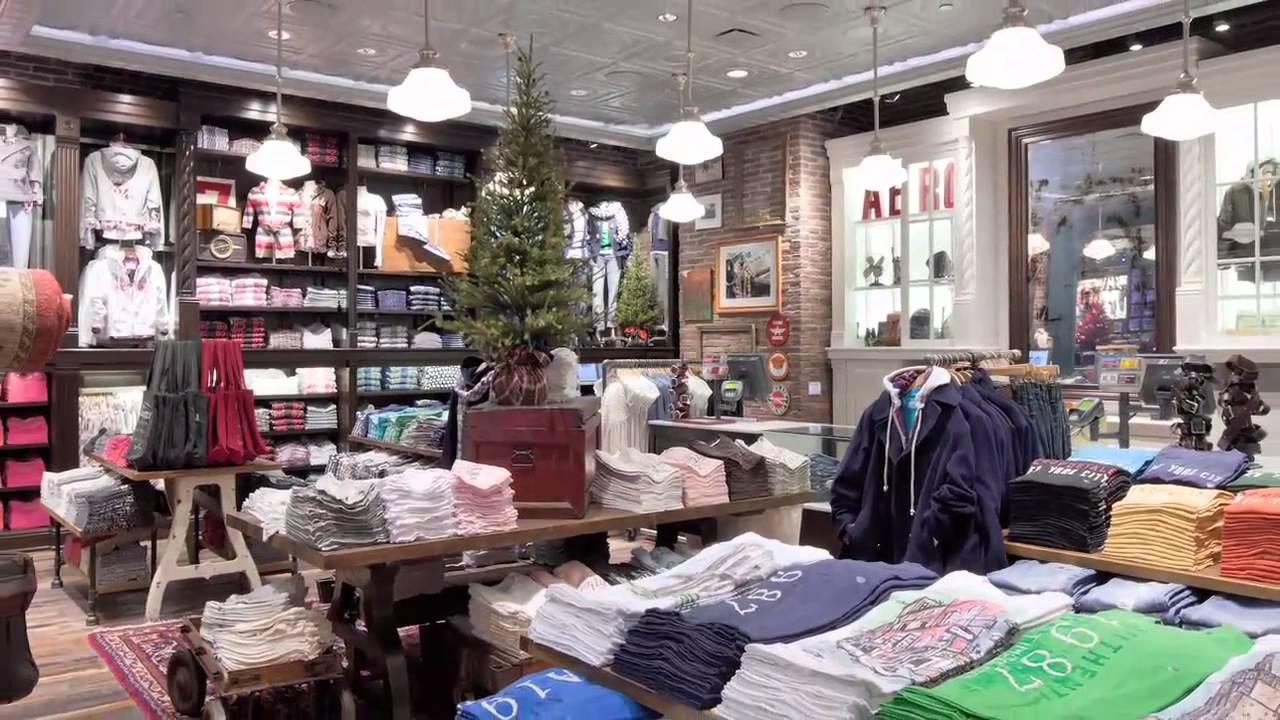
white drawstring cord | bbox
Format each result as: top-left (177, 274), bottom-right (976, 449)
top-left (908, 403), bottom-right (923, 517)
top-left (882, 417), bottom-right (893, 492)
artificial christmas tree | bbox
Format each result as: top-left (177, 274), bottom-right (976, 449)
top-left (447, 41), bottom-right (590, 405)
top-left (613, 232), bottom-right (661, 345)
top-left (1075, 288), bottom-right (1112, 351)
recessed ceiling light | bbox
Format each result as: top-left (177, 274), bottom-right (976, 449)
top-left (1128, 41), bottom-right (1143, 52)
top-left (356, 47), bottom-right (377, 56)
top-left (570, 88), bottom-right (589, 97)
top-left (657, 12), bottom-right (678, 23)
top-left (938, 1), bottom-right (954, 9)
top-left (267, 29), bottom-right (292, 40)
top-left (726, 68), bottom-right (750, 79)
top-left (787, 49), bottom-right (809, 59)
top-left (1214, 20), bottom-right (1230, 32)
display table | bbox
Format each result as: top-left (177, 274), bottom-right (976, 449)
top-left (225, 491), bottom-right (814, 719)
top-left (43, 502), bottom-right (160, 626)
top-left (87, 455), bottom-right (282, 620)
top-left (347, 435), bottom-right (443, 459)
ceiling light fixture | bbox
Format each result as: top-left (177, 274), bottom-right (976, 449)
top-left (387, 0), bottom-right (471, 123)
top-left (658, 12), bottom-right (679, 23)
top-left (726, 68), bottom-right (750, 79)
top-left (1142, 0), bottom-right (1216, 142)
top-left (356, 47), bottom-right (377, 56)
top-left (1214, 19), bottom-right (1230, 32)
top-left (938, 1), bottom-right (954, 9)
top-left (267, 28), bottom-right (291, 40)
top-left (659, 175), bottom-right (705, 223)
top-left (246, 0), bottom-right (311, 181)
top-left (569, 88), bottom-right (589, 97)
top-left (965, 1), bottom-right (1065, 90)
top-left (856, 4), bottom-right (906, 193)
top-left (655, 0), bottom-right (723, 167)
top-left (1083, 236), bottom-right (1116, 260)
top-left (1128, 39), bottom-right (1143, 52)
top-left (787, 49), bottom-right (809, 59)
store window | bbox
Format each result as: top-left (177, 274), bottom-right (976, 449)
top-left (1213, 100), bottom-right (1280, 336)
top-left (844, 156), bottom-right (955, 346)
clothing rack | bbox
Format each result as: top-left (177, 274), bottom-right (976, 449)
top-left (923, 349), bottom-right (1022, 367)
top-left (600, 359), bottom-right (676, 392)
top-left (79, 137), bottom-right (176, 155)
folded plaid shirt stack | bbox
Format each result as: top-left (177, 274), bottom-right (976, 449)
top-left (230, 317), bottom-right (267, 349)
top-left (267, 327), bottom-right (303, 350)
top-left (269, 287), bottom-right (304, 308)
top-left (231, 276), bottom-right (269, 307)
top-left (298, 367), bottom-right (337, 394)
top-left (355, 320), bottom-right (379, 349)
top-left (376, 289), bottom-right (408, 310)
top-left (304, 286), bottom-right (345, 309)
top-left (408, 284), bottom-right (442, 312)
top-left (270, 401), bottom-right (305, 432)
top-left (378, 323), bottom-right (410, 349)
top-left (356, 367), bottom-right (382, 393)
top-left (197, 276), bottom-right (232, 306)
top-left (383, 367), bottom-right (419, 391)
top-left (200, 320), bottom-right (230, 339)
top-left (356, 285), bottom-right (377, 310)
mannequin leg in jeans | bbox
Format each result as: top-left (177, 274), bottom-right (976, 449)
top-left (603, 253), bottom-right (620, 327)
top-left (7, 203), bottom-right (31, 269)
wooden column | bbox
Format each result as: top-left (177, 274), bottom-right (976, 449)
top-left (174, 130), bottom-right (199, 340)
top-left (51, 113), bottom-right (80, 334)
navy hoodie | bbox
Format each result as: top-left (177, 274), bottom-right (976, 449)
top-left (831, 367), bottom-right (1007, 574)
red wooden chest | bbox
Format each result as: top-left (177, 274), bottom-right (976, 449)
top-left (462, 398), bottom-right (600, 519)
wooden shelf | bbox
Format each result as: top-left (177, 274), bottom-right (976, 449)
top-left (1005, 540), bottom-right (1280, 601)
top-left (253, 393), bottom-right (339, 402)
top-left (0, 443), bottom-right (48, 453)
top-left (357, 165), bottom-right (469, 184)
top-left (357, 269), bottom-right (446, 278)
top-left (86, 454), bottom-right (281, 482)
top-left (356, 389), bottom-right (451, 399)
top-left (198, 260), bottom-right (344, 275)
top-left (196, 147), bottom-right (342, 169)
top-left (261, 429), bottom-right (338, 438)
top-left (0, 401), bottom-right (47, 410)
top-left (347, 435), bottom-right (442, 459)
top-left (0, 486), bottom-right (39, 497)
top-left (199, 305), bottom-right (344, 314)
top-left (356, 309), bottom-right (455, 317)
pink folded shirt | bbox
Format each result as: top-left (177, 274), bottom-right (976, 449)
top-left (5, 416), bottom-right (46, 445)
top-left (7, 500), bottom-right (46, 530)
top-left (3, 373), bottom-right (46, 403)
top-left (4, 457), bottom-right (43, 488)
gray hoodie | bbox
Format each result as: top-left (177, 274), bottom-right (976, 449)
top-left (80, 144), bottom-right (164, 247)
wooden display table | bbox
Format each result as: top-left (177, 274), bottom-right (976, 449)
top-left (347, 435), bottom-right (442, 459)
top-left (88, 455), bottom-right (282, 620)
top-left (43, 502), bottom-right (160, 626)
top-left (1005, 540), bottom-right (1280, 601)
top-left (225, 491), bottom-right (814, 719)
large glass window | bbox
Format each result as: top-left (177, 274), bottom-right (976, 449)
top-left (1213, 100), bottom-right (1280, 336)
top-left (1025, 127), bottom-right (1157, 377)
top-left (844, 156), bottom-right (955, 346)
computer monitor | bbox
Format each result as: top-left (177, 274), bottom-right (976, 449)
top-left (1139, 355), bottom-right (1182, 408)
top-left (725, 353), bottom-right (772, 403)
top-left (578, 363), bottom-right (601, 384)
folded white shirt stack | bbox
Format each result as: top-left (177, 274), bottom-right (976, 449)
top-left (743, 437), bottom-right (812, 495)
top-left (284, 476), bottom-right (389, 550)
top-left (658, 447), bottom-right (731, 507)
top-left (41, 467), bottom-right (108, 516)
top-left (451, 460), bottom-right (518, 536)
top-left (468, 573), bottom-right (547, 654)
top-left (297, 367), bottom-right (338, 394)
top-left (380, 468), bottom-right (456, 543)
top-left (201, 584), bottom-right (333, 672)
top-left (528, 533), bottom-right (831, 666)
top-left (242, 486), bottom-right (292, 537)
top-left (592, 448), bottom-right (684, 512)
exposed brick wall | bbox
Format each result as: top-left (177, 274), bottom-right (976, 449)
top-left (0, 50), bottom-right (181, 100)
top-left (678, 114), bottom-right (838, 422)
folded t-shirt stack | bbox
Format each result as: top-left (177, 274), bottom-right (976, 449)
top-left (1137, 445), bottom-right (1251, 489)
top-left (254, 407), bottom-right (271, 434)
top-left (1154, 634), bottom-right (1280, 719)
top-left (1069, 445), bottom-right (1159, 476)
top-left (355, 320), bottom-right (379, 349)
top-left (356, 367), bottom-right (382, 393)
top-left (528, 533), bottom-right (831, 667)
top-left (355, 284), bottom-right (376, 309)
top-left (808, 452), bottom-right (840, 502)
top-left (1101, 484), bottom-right (1233, 571)
top-left (440, 331), bottom-right (465, 349)
top-left (306, 439), bottom-right (337, 467)
top-left (1006, 458), bottom-right (1131, 552)
top-left (304, 403), bottom-right (338, 431)
top-left (200, 583), bottom-right (333, 672)
top-left (267, 327), bottom-right (302, 350)
top-left (196, 276), bottom-right (232, 306)
top-left (303, 286), bottom-right (345, 309)
top-left (1226, 470), bottom-right (1280, 490)
top-left (435, 151), bottom-right (466, 177)
top-left (383, 366), bottom-right (418, 391)
top-left (690, 436), bottom-right (769, 500)
top-left (200, 320), bottom-right (229, 339)
top-left (229, 316), bottom-right (267, 349)
top-left (269, 286), bottom-right (303, 308)
top-left (303, 133), bottom-right (340, 166)
top-left (877, 610), bottom-right (1250, 720)
top-left (418, 365), bottom-right (461, 392)
top-left (613, 558), bottom-right (938, 709)
top-left (5, 416), bottom-right (46, 445)
top-left (413, 330), bottom-right (443, 349)
top-left (987, 559), bottom-right (1100, 601)
top-left (657, 447), bottom-right (730, 506)
top-left (270, 401), bottom-right (305, 432)
top-left (298, 367), bottom-right (337, 394)
top-left (1075, 577), bottom-right (1196, 622)
top-left (380, 468), bottom-right (456, 542)
top-left (231, 276), bottom-right (268, 306)
top-left (357, 144), bottom-right (376, 169)
top-left (243, 486), bottom-right (292, 537)
top-left (379, 323), bottom-right (410, 350)
top-left (467, 573), bottom-right (546, 655)
top-left (376, 289), bottom-right (407, 310)
top-left (273, 442), bottom-right (309, 467)
top-left (62, 475), bottom-right (152, 535)
top-left (744, 437), bottom-right (811, 495)
top-left (407, 151), bottom-right (434, 175)
top-left (593, 448), bottom-right (684, 512)
top-left (1179, 593), bottom-right (1280, 637)
top-left (1221, 488), bottom-right (1280, 583)
top-left (409, 284), bottom-right (442, 312)
top-left (376, 144), bottom-right (409, 171)
top-left (718, 571), bottom-right (1070, 720)
top-left (285, 476), bottom-right (389, 550)
top-left (301, 323), bottom-right (334, 349)
top-left (452, 459), bottom-right (518, 536)
top-left (458, 669), bottom-right (656, 720)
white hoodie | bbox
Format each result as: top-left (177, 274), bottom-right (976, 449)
top-left (77, 243), bottom-right (171, 346)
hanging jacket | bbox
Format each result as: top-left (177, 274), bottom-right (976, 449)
top-left (564, 198), bottom-right (588, 259)
top-left (80, 144), bottom-right (164, 247)
top-left (830, 367), bottom-right (1006, 574)
top-left (972, 369), bottom-right (1042, 475)
top-left (586, 201), bottom-right (631, 260)
top-left (0, 126), bottom-right (42, 204)
top-left (77, 243), bottom-right (170, 345)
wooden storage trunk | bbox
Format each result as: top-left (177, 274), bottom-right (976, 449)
top-left (462, 398), bottom-right (600, 519)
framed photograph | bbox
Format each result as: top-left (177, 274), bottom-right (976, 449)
top-left (694, 193), bottom-right (723, 231)
top-left (693, 157), bottom-right (723, 185)
top-left (715, 237), bottom-right (781, 314)
top-left (679, 266), bottom-right (714, 323)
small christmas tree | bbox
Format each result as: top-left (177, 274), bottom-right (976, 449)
top-left (446, 41), bottom-right (590, 403)
top-left (1075, 288), bottom-right (1112, 351)
top-left (613, 232), bottom-right (660, 342)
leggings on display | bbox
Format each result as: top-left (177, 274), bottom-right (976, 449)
top-left (6, 203), bottom-right (31, 269)
top-left (592, 252), bottom-right (621, 329)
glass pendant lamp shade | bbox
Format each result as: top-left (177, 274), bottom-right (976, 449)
top-left (658, 180), bottom-right (704, 223)
top-left (1141, 89), bottom-right (1215, 141)
top-left (656, 116), bottom-right (723, 166)
top-left (1083, 236), bottom-right (1116, 260)
top-left (246, 125), bottom-right (311, 181)
top-left (1027, 232), bottom-right (1050, 255)
top-left (858, 140), bottom-right (907, 193)
top-left (966, 25), bottom-right (1064, 90)
top-left (387, 65), bottom-right (472, 122)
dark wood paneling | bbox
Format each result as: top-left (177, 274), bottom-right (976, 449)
top-left (48, 369), bottom-right (80, 472)
top-left (51, 121), bottom-right (81, 329)
top-left (174, 130), bottom-right (197, 297)
top-left (1154, 137), bottom-right (1178, 353)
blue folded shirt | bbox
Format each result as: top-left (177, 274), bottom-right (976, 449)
top-left (1179, 594), bottom-right (1280, 637)
top-left (1075, 577), bottom-right (1196, 623)
top-left (458, 668), bottom-right (656, 720)
top-left (1068, 445), bottom-right (1157, 476)
top-left (988, 559), bottom-right (1100, 599)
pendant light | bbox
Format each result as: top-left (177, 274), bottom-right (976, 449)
top-left (246, 0), bottom-right (311, 181)
top-left (1141, 0), bottom-right (1216, 142)
top-left (658, 74), bottom-right (705, 223)
top-left (856, 4), bottom-right (906, 193)
top-left (966, 1), bottom-right (1065, 90)
top-left (387, 0), bottom-right (472, 122)
top-left (1082, 203), bottom-right (1115, 260)
top-left (655, 0), bottom-right (723, 166)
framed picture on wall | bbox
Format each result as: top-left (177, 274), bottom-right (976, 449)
top-left (714, 236), bottom-right (781, 314)
top-left (693, 157), bottom-right (723, 185)
top-left (680, 266), bottom-right (714, 323)
top-left (695, 193), bottom-right (723, 230)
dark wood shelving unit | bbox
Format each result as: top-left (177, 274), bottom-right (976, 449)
top-left (261, 429), bottom-right (339, 439)
top-left (355, 389), bottom-right (451, 399)
top-left (199, 305), bottom-right (345, 315)
top-left (195, 147), bottom-right (343, 170)
top-left (0, 402), bottom-right (48, 410)
top-left (356, 165), bottom-right (470, 184)
top-left (357, 269), bottom-right (447, 279)
top-left (0, 486), bottom-right (40, 497)
top-left (0, 443), bottom-right (49, 453)
top-left (347, 436), bottom-right (442, 459)
top-left (253, 393), bottom-right (340, 402)
top-left (198, 260), bottom-right (344, 275)
top-left (356, 309), bottom-right (455, 318)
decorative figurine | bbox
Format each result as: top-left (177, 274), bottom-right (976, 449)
top-left (1172, 359), bottom-right (1216, 451)
top-left (892, 254), bottom-right (902, 286)
top-left (863, 256), bottom-right (885, 287)
top-left (1218, 353), bottom-right (1269, 457)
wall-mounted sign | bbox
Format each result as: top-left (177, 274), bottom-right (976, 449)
top-left (861, 161), bottom-right (956, 221)
top-left (767, 312), bottom-right (791, 346)
top-left (767, 352), bottom-right (790, 381)
top-left (767, 384), bottom-right (791, 416)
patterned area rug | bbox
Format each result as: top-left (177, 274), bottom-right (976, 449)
top-left (88, 620), bottom-right (421, 719)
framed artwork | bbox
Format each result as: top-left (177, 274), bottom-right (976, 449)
top-left (693, 156), bottom-right (723, 185)
top-left (680, 266), bottom-right (714, 323)
top-left (694, 193), bottom-right (723, 230)
top-left (714, 236), bottom-right (781, 314)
